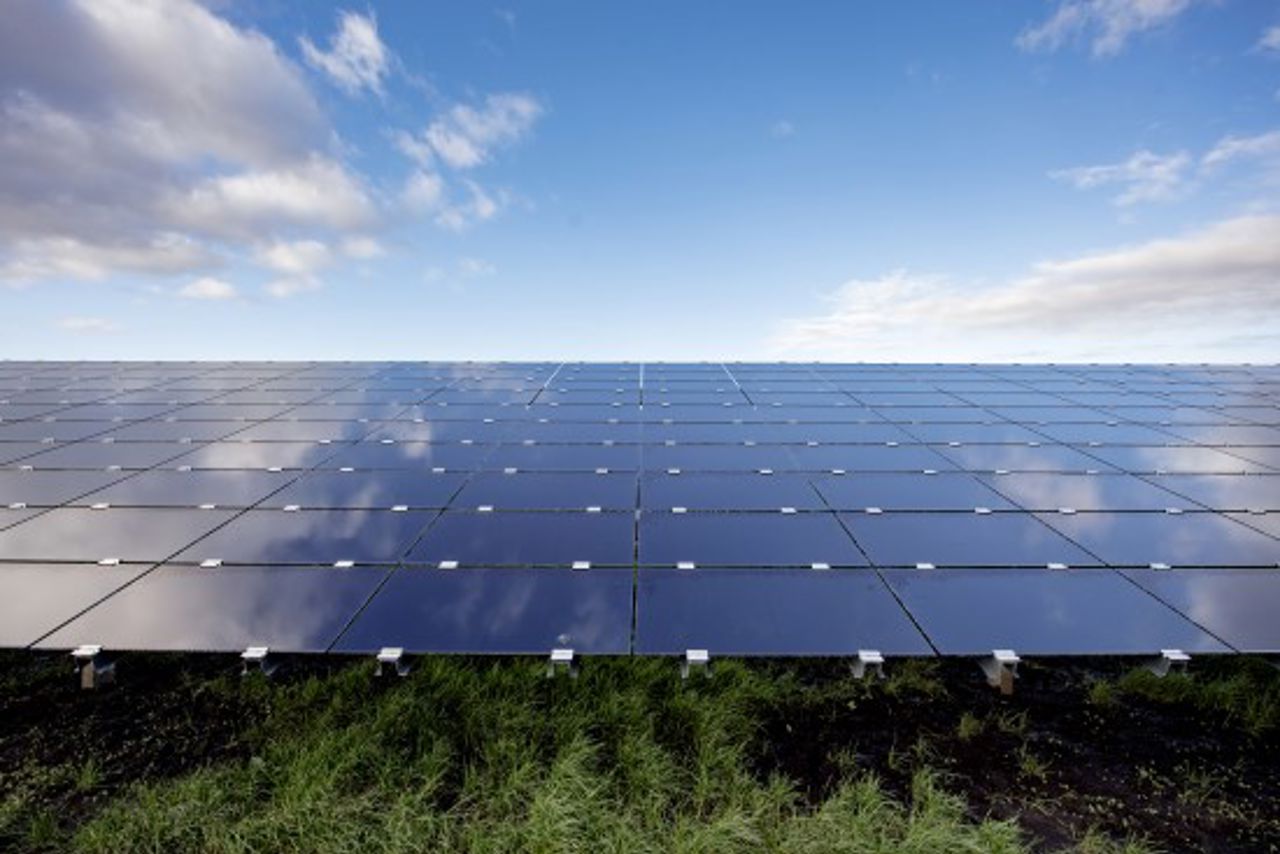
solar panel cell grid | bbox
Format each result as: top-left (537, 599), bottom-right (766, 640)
top-left (0, 361), bottom-right (1277, 656)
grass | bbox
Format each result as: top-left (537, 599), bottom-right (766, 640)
top-left (1110, 656), bottom-right (1280, 737)
top-left (12, 655), bottom-right (1280, 852)
top-left (27, 657), bottom-right (1079, 854)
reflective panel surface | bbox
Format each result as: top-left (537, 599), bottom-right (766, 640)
top-left (634, 569), bottom-right (931, 656)
top-left (2, 360), bottom-right (1278, 659)
top-left (1037, 512), bottom-right (1280, 567)
top-left (335, 568), bottom-right (633, 654)
top-left (0, 508), bottom-right (237, 562)
top-left (1122, 568), bottom-right (1280, 653)
top-left (406, 511), bottom-right (634, 566)
top-left (173, 509), bottom-right (436, 564)
top-left (882, 568), bottom-right (1229, 655)
top-left (38, 565), bottom-right (388, 652)
top-left (639, 511), bottom-right (867, 567)
top-left (0, 562), bottom-right (151, 647)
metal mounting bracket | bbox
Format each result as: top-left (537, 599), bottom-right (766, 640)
top-left (850, 649), bottom-right (885, 680)
top-left (1145, 649), bottom-right (1190, 678)
top-left (547, 647), bottom-right (577, 679)
top-left (681, 649), bottom-right (711, 680)
top-left (71, 645), bottom-right (114, 689)
top-left (240, 646), bottom-right (277, 677)
top-left (980, 649), bottom-right (1020, 695)
top-left (375, 647), bottom-right (411, 677)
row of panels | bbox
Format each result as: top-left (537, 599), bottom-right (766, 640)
top-left (6, 419), bottom-right (1280, 443)
top-left (2, 505), bottom-right (1277, 567)
top-left (3, 469), bottom-right (1279, 513)
top-left (4, 563), bottom-right (1278, 657)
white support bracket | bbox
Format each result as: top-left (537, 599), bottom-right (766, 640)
top-left (240, 645), bottom-right (277, 677)
top-left (681, 649), bottom-right (711, 680)
top-left (850, 649), bottom-right (885, 681)
top-left (1145, 649), bottom-right (1190, 678)
top-left (375, 647), bottom-right (411, 677)
top-left (546, 647), bottom-right (577, 679)
top-left (979, 649), bottom-right (1021, 695)
top-left (71, 645), bottom-right (114, 690)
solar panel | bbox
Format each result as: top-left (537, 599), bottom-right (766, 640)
top-left (634, 569), bottom-right (932, 656)
top-left (36, 565), bottom-right (388, 653)
top-left (334, 568), bottom-right (633, 655)
top-left (1, 360), bottom-right (1278, 659)
top-left (882, 568), bottom-right (1231, 656)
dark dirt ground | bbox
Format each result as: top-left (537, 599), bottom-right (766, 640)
top-left (2, 651), bottom-right (1278, 852)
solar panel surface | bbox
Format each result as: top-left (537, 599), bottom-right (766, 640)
top-left (1, 361), bottom-right (1278, 658)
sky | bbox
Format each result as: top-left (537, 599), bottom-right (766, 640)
top-left (1, 0), bottom-right (1279, 363)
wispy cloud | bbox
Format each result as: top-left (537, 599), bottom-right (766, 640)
top-left (458, 257), bottom-right (496, 277)
top-left (417, 93), bottom-right (543, 170)
top-left (265, 278), bottom-right (323, 299)
top-left (256, 239), bottom-right (332, 276)
top-left (1050, 129), bottom-right (1280, 207)
top-left (1050, 149), bottom-right (1191, 205)
top-left (178, 276), bottom-right (237, 300)
top-left (58, 316), bottom-right (119, 334)
top-left (1259, 25), bottom-right (1280, 53)
top-left (771, 120), bottom-right (795, 139)
top-left (1202, 130), bottom-right (1280, 169)
top-left (1017, 0), bottom-right (1199, 57)
top-left (771, 215), bottom-right (1280, 361)
top-left (300, 10), bottom-right (391, 96)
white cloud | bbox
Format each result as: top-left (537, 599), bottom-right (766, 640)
top-left (401, 170), bottom-right (446, 214)
top-left (265, 278), bottom-right (322, 299)
top-left (1202, 130), bottom-right (1280, 168)
top-left (58, 316), bottom-right (119, 334)
top-left (1016, 0), bottom-right (1198, 57)
top-left (0, 0), bottom-right (535, 289)
top-left (2, 234), bottom-right (213, 283)
top-left (0, 0), bottom-right (367, 285)
top-left (458, 257), bottom-right (496, 277)
top-left (771, 120), bottom-right (795, 138)
top-left (256, 239), bottom-right (332, 276)
top-left (1050, 149), bottom-right (1191, 205)
top-left (300, 10), bottom-right (390, 96)
top-left (1051, 129), bottom-right (1280, 208)
top-left (341, 236), bottom-right (385, 259)
top-left (178, 276), bottom-right (237, 300)
top-left (392, 129), bottom-right (435, 168)
top-left (172, 156), bottom-right (376, 239)
top-left (771, 215), bottom-right (1280, 361)
top-left (435, 180), bottom-right (503, 231)
top-left (415, 93), bottom-right (542, 170)
top-left (1259, 26), bottom-right (1280, 52)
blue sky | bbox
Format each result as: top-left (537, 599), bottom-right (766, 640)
top-left (2, 0), bottom-right (1278, 361)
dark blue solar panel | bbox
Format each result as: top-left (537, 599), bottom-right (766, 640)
top-left (2, 360), bottom-right (1278, 660)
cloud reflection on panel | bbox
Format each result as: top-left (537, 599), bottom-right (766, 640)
top-left (172, 509), bottom-right (436, 565)
top-left (333, 569), bottom-right (634, 655)
top-left (0, 563), bottom-right (149, 647)
top-left (37, 566), bottom-right (389, 653)
top-left (1039, 512), bottom-right (1280, 567)
top-left (0, 508), bottom-right (238, 562)
top-left (1123, 569), bottom-right (1280, 654)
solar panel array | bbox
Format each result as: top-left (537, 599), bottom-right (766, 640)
top-left (2, 361), bottom-right (1278, 660)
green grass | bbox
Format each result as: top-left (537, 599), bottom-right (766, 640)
top-left (1112, 656), bottom-right (1280, 737)
top-left (58, 657), bottom-right (1062, 854)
